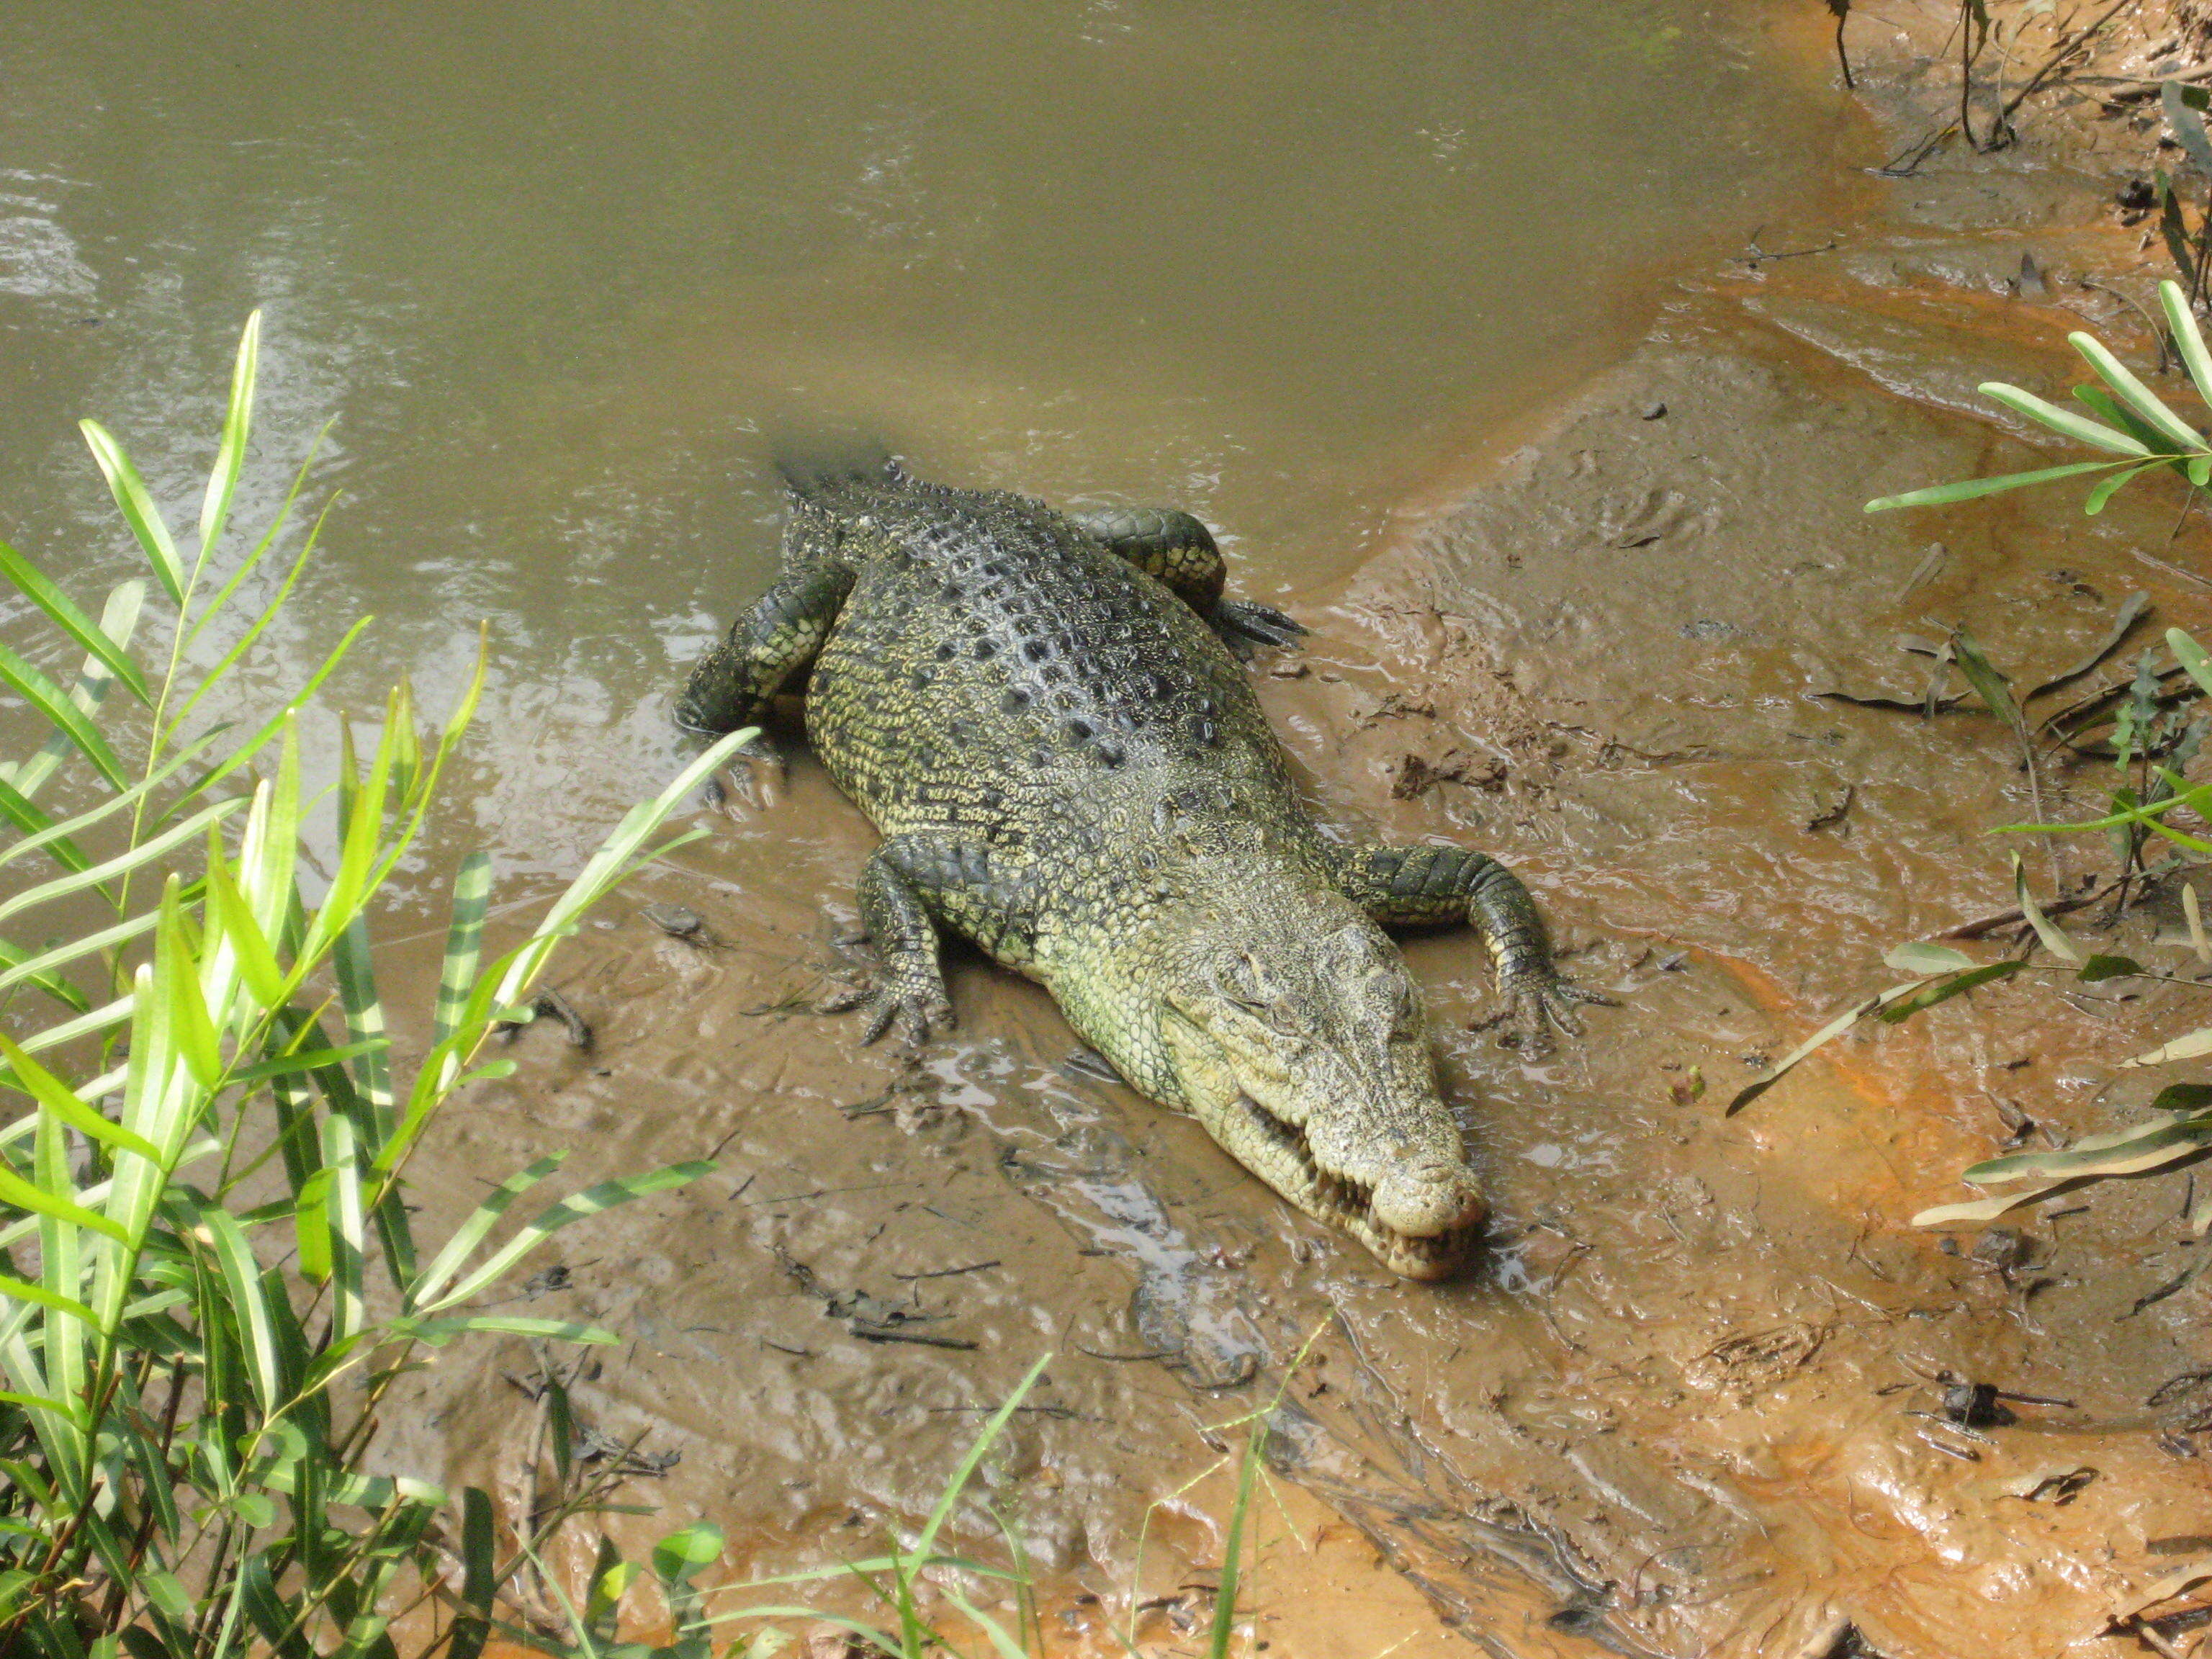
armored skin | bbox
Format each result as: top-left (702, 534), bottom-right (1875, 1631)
top-left (679, 454), bottom-right (1602, 1280)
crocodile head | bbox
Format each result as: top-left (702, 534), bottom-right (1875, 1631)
top-left (1148, 896), bottom-right (1486, 1280)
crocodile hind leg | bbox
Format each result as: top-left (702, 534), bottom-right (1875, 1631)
top-left (1067, 505), bottom-right (1306, 655)
top-left (1325, 842), bottom-right (1614, 1055)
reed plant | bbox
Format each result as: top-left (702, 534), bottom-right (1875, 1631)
top-left (0, 313), bottom-right (745, 1656)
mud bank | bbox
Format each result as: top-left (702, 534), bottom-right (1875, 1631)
top-left (377, 9), bottom-right (2212, 1658)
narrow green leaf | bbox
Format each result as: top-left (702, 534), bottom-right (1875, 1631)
top-left (433, 851), bottom-right (492, 1046)
top-left (422, 1161), bottom-right (712, 1311)
top-left (0, 1273), bottom-right (96, 1327)
top-left (405, 1153), bottom-right (566, 1312)
top-left (2172, 626), bottom-right (2212, 701)
top-left (79, 421), bottom-right (184, 605)
top-left (1728, 979), bottom-right (1934, 1115)
top-left (2, 580), bottom-right (146, 805)
top-left (1881, 941), bottom-right (1976, 976)
top-left (914, 1354), bottom-right (1053, 1564)
top-left (2085, 461), bottom-right (2157, 516)
top-left (2162, 279), bottom-right (2212, 415)
top-left (1863, 459), bottom-right (2123, 512)
top-left (0, 639), bottom-right (131, 791)
top-left (0, 933), bottom-right (93, 1015)
top-left (450, 1487), bottom-right (495, 1659)
top-left (0, 1034), bottom-right (161, 1162)
top-left (0, 907), bottom-right (159, 1000)
top-left (197, 310), bottom-right (261, 558)
top-left (1953, 631), bottom-right (2023, 732)
top-left (0, 794), bottom-right (244, 930)
top-left (1977, 382), bottom-right (2150, 455)
top-left (196, 1205), bottom-right (283, 1412)
top-left (393, 1315), bottom-right (619, 1346)
top-left (0, 714), bottom-right (225, 876)
top-left (0, 1160), bottom-right (127, 1244)
top-left (0, 548), bottom-right (150, 706)
top-left (2013, 853), bottom-right (2083, 963)
top-left (2069, 331), bottom-right (2207, 451)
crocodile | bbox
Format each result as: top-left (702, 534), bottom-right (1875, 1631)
top-left (677, 451), bottom-right (1604, 1280)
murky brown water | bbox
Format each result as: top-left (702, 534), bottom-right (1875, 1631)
top-left (0, 0), bottom-right (1834, 881)
top-left (14, 1), bottom-right (2212, 1655)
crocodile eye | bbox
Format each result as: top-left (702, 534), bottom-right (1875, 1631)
top-left (1217, 954), bottom-right (1269, 1011)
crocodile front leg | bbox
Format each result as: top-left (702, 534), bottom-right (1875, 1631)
top-left (824, 835), bottom-right (1038, 1045)
top-left (1326, 842), bottom-right (1612, 1054)
top-left (676, 562), bottom-right (853, 736)
top-left (1067, 505), bottom-right (1306, 655)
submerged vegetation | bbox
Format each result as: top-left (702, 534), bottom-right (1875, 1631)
top-left (1735, 280), bottom-right (2212, 1233)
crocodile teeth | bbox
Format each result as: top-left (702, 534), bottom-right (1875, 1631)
top-left (1230, 1092), bottom-right (1475, 1274)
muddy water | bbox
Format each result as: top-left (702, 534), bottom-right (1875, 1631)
top-left (19, 2), bottom-right (2212, 1657)
top-left (0, 2), bottom-right (1835, 885)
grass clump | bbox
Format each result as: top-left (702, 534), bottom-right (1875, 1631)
top-left (0, 313), bottom-right (746, 1656)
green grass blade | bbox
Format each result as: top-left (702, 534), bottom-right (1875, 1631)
top-left (1207, 1420), bottom-right (1266, 1659)
top-left (405, 1153), bottom-right (565, 1312)
top-left (0, 639), bottom-right (132, 791)
top-left (2013, 853), bottom-right (2084, 964)
top-left (154, 614), bottom-right (372, 819)
top-left (183, 420), bottom-right (330, 653)
top-left (2162, 279), bottom-right (2212, 413)
top-left (1951, 631), bottom-right (2022, 731)
top-left (419, 1161), bottom-right (713, 1311)
top-left (4, 579), bottom-right (146, 804)
top-left (433, 852), bottom-right (491, 1046)
top-left (912, 1353), bottom-right (1053, 1564)
top-left (321, 1111), bottom-right (365, 1344)
top-left (0, 933), bottom-right (92, 1015)
top-left (78, 421), bottom-right (184, 606)
top-left (0, 716), bottom-right (227, 876)
top-left (168, 493), bottom-right (336, 738)
top-left (2069, 331), bottom-right (2206, 451)
top-left (0, 550), bottom-right (150, 706)
top-left (2172, 627), bottom-right (2212, 701)
top-left (392, 1315), bottom-right (619, 1346)
top-left (12, 992), bottom-right (134, 1060)
top-left (1978, 381), bottom-right (2149, 454)
top-left (1863, 459), bottom-right (2120, 512)
top-left (196, 1204), bottom-right (282, 1413)
top-left (0, 794), bottom-right (244, 930)
top-left (197, 310), bottom-right (261, 560)
top-left (2085, 460), bottom-right (2157, 515)
top-left (0, 773), bottom-right (93, 875)
top-left (0, 1158), bottom-right (128, 1246)
top-left (449, 1487), bottom-right (495, 1659)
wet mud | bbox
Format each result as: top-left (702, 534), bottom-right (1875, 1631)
top-left (364, 9), bottom-right (2212, 1658)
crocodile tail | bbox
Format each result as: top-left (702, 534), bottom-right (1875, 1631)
top-left (770, 434), bottom-right (907, 505)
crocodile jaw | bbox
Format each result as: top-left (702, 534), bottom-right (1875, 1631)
top-left (1159, 1005), bottom-right (1486, 1281)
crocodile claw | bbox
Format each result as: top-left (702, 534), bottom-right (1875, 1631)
top-left (1501, 974), bottom-right (1618, 1057)
top-left (821, 974), bottom-right (954, 1046)
top-left (1214, 599), bottom-right (1308, 655)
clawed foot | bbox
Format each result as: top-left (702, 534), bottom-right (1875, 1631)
top-left (821, 971), bottom-right (954, 1046)
top-left (1498, 974), bottom-right (1619, 1057)
top-left (1214, 598), bottom-right (1308, 657)
top-left (727, 732), bottom-right (786, 809)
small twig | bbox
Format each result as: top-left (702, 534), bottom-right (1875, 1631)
top-left (890, 1259), bottom-right (1002, 1281)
